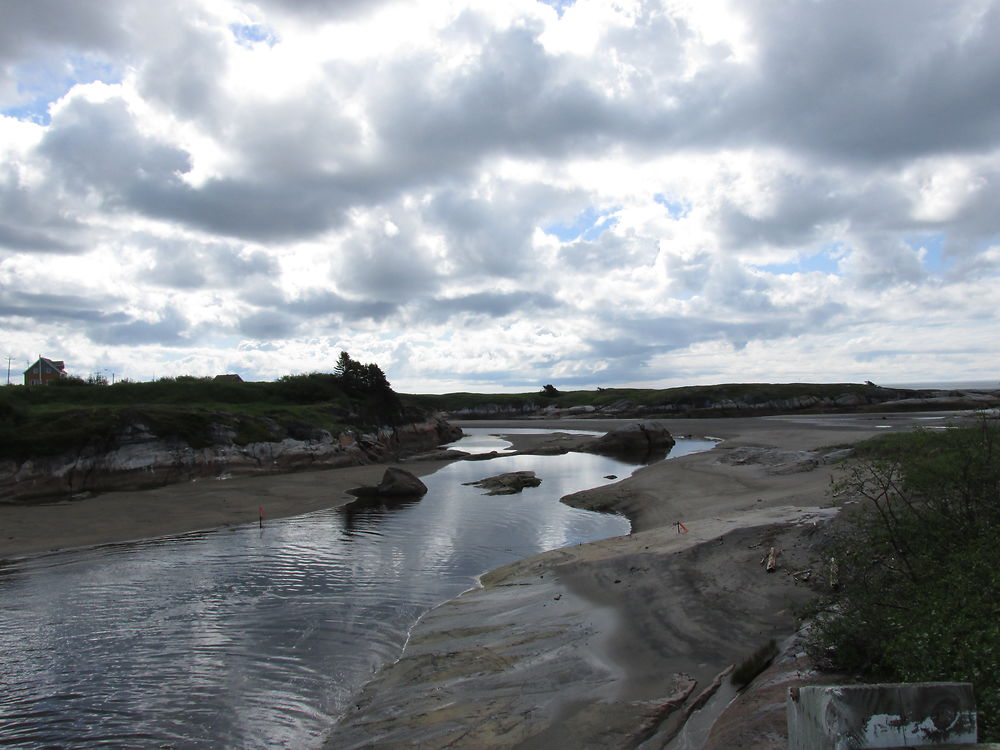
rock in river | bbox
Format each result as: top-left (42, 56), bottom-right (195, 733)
top-left (347, 467), bottom-right (429, 498)
top-left (463, 471), bottom-right (542, 496)
top-left (580, 420), bottom-right (676, 461)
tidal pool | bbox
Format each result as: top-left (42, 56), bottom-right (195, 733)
top-left (0, 430), bottom-right (714, 749)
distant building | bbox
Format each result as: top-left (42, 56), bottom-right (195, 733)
top-left (24, 357), bottom-right (67, 386)
top-left (213, 373), bottom-right (244, 382)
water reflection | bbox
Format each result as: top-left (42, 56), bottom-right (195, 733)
top-left (0, 431), bottom-right (711, 749)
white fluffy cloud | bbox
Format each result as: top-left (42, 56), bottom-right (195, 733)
top-left (1, 0), bottom-right (998, 391)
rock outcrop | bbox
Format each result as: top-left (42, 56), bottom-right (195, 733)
top-left (347, 467), bottom-right (429, 498)
top-left (0, 415), bottom-right (461, 503)
top-left (580, 421), bottom-right (676, 462)
top-left (463, 471), bottom-right (542, 495)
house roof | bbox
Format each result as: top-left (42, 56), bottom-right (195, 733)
top-left (24, 357), bottom-right (66, 376)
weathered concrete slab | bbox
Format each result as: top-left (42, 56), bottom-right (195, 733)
top-left (787, 683), bottom-right (978, 749)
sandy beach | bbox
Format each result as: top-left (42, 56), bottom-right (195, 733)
top-left (0, 411), bottom-right (966, 747)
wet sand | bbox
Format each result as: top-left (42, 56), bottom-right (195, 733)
top-left (0, 459), bottom-right (454, 559)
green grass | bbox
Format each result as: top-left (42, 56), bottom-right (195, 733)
top-left (0, 372), bottom-right (408, 460)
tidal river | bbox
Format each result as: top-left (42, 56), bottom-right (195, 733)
top-left (0, 429), bottom-right (714, 749)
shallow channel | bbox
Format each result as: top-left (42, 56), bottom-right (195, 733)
top-left (0, 430), bottom-right (714, 749)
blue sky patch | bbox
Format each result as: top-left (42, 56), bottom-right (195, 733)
top-left (230, 23), bottom-right (278, 48)
top-left (751, 243), bottom-right (844, 275)
top-left (905, 233), bottom-right (950, 274)
top-left (654, 193), bottom-right (689, 219)
top-left (1, 57), bottom-right (119, 125)
top-left (545, 206), bottom-right (620, 242)
top-left (538, 0), bottom-right (575, 17)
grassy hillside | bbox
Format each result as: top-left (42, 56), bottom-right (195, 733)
top-left (0, 369), bottom-right (411, 461)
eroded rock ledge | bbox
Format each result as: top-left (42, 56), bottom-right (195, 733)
top-left (0, 416), bottom-right (461, 502)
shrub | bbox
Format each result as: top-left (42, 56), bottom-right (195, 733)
top-left (808, 418), bottom-right (1000, 740)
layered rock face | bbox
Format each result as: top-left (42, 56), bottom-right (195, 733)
top-left (0, 416), bottom-right (461, 502)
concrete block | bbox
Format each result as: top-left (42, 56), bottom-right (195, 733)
top-left (787, 683), bottom-right (977, 749)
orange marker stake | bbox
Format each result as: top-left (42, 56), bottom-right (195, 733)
top-left (259, 507), bottom-right (265, 528)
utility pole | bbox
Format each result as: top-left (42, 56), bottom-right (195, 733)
top-left (5, 355), bottom-right (11, 385)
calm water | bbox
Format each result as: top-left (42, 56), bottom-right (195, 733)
top-left (0, 430), bottom-right (714, 749)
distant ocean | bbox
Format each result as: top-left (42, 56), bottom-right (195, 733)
top-left (884, 380), bottom-right (999, 390)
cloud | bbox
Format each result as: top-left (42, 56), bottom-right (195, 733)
top-left (88, 305), bottom-right (190, 346)
top-left (0, 0), bottom-right (998, 388)
top-left (0, 0), bottom-right (126, 109)
top-left (142, 241), bottom-right (279, 290)
top-left (422, 291), bottom-right (561, 322)
top-left (39, 95), bottom-right (191, 198)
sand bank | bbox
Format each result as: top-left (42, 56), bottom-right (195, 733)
top-left (0, 459), bottom-right (454, 559)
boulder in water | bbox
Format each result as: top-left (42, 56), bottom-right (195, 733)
top-left (463, 471), bottom-right (542, 495)
top-left (580, 421), bottom-right (675, 461)
top-left (348, 467), bottom-right (428, 498)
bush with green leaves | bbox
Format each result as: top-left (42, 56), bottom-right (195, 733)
top-left (808, 418), bottom-right (1000, 741)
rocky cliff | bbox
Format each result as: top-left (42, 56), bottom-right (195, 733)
top-left (0, 416), bottom-right (462, 503)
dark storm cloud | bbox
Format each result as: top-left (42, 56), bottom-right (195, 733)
top-left (0, 223), bottom-right (81, 254)
top-left (31, 94), bottom-right (371, 242)
top-left (88, 305), bottom-right (189, 346)
top-left (427, 186), bottom-right (562, 279)
top-left (238, 309), bottom-right (299, 340)
top-left (0, 0), bottom-right (126, 96)
top-left (250, 0), bottom-right (395, 21)
top-left (0, 168), bottom-right (88, 254)
top-left (336, 230), bottom-right (441, 304)
top-left (38, 97), bottom-right (191, 197)
top-left (585, 294), bottom-right (849, 373)
top-left (285, 290), bottom-right (397, 322)
top-left (135, 18), bottom-right (228, 122)
top-left (706, 0), bottom-right (1000, 161)
top-left (0, 289), bottom-right (191, 347)
top-left (372, 23), bottom-right (619, 173)
top-left (143, 241), bottom-right (279, 290)
top-left (0, 291), bottom-right (124, 325)
top-left (422, 291), bottom-right (561, 321)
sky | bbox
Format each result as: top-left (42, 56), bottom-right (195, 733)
top-left (1, 0), bottom-right (999, 393)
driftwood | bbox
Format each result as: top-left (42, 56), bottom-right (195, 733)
top-left (765, 546), bottom-right (777, 572)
